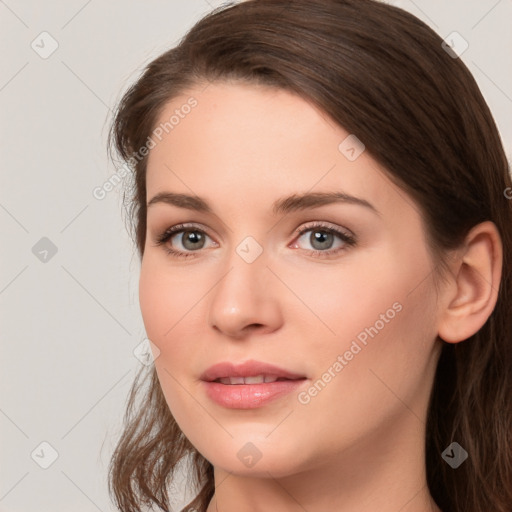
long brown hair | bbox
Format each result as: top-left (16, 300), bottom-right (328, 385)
top-left (107, 1), bottom-right (512, 511)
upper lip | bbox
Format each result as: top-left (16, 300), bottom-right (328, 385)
top-left (200, 360), bottom-right (307, 382)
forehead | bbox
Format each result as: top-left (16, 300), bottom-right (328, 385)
top-left (145, 82), bottom-right (406, 218)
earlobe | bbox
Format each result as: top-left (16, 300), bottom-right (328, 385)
top-left (437, 221), bottom-right (503, 344)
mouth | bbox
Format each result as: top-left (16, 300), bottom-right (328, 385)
top-left (200, 360), bottom-right (308, 409)
top-left (200, 359), bottom-right (307, 383)
top-left (212, 375), bottom-right (305, 385)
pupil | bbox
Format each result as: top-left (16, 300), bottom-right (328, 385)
top-left (183, 231), bottom-right (204, 250)
top-left (311, 230), bottom-right (333, 250)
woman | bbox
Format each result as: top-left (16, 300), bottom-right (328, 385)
top-left (107, 1), bottom-right (512, 511)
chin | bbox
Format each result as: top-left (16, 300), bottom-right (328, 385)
top-left (194, 435), bottom-right (311, 478)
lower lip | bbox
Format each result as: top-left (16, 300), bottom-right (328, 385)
top-left (202, 379), bottom-right (307, 409)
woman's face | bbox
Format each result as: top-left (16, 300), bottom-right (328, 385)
top-left (140, 81), bottom-right (444, 477)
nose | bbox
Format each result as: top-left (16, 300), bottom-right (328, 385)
top-left (208, 247), bottom-right (283, 339)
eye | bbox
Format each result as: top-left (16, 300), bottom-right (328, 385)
top-left (152, 221), bottom-right (356, 259)
top-left (153, 223), bottom-right (217, 258)
top-left (291, 222), bottom-right (356, 258)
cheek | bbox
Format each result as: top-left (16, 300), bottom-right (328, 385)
top-left (138, 262), bottom-right (168, 343)
top-left (139, 259), bottom-right (189, 349)
top-left (138, 260), bottom-right (203, 417)
top-left (288, 273), bottom-right (437, 464)
top-left (281, 253), bottom-right (403, 345)
top-left (288, 247), bottom-right (437, 379)
top-left (138, 257), bottom-right (211, 358)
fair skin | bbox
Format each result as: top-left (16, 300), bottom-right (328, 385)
top-left (139, 81), bottom-right (502, 512)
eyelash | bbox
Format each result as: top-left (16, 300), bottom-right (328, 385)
top-left (153, 222), bottom-right (357, 259)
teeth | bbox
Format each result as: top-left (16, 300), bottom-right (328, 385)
top-left (217, 374), bottom-right (281, 385)
top-left (245, 375), bottom-right (265, 384)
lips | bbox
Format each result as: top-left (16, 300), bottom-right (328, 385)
top-left (200, 360), bottom-right (306, 383)
top-left (200, 360), bottom-right (308, 409)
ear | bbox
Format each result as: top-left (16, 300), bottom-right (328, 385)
top-left (437, 221), bottom-right (503, 344)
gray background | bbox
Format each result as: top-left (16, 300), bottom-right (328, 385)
top-left (1, 1), bottom-right (511, 511)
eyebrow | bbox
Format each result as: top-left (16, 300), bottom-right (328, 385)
top-left (147, 191), bottom-right (380, 216)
